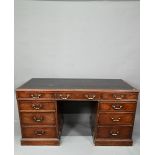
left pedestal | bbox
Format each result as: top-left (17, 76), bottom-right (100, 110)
top-left (16, 91), bottom-right (62, 146)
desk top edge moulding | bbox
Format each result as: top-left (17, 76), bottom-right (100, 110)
top-left (16, 78), bottom-right (139, 146)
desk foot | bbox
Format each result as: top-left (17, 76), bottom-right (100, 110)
top-left (21, 138), bottom-right (60, 146)
top-left (94, 138), bottom-right (133, 146)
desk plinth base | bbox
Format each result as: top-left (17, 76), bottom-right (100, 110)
top-left (94, 138), bottom-right (133, 146)
top-left (21, 138), bottom-right (60, 146)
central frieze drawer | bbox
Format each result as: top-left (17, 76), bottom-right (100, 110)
top-left (20, 112), bottom-right (56, 125)
top-left (22, 127), bottom-right (57, 138)
top-left (98, 112), bottom-right (135, 125)
top-left (96, 126), bottom-right (133, 139)
top-left (54, 92), bottom-right (100, 100)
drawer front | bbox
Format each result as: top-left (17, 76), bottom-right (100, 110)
top-left (98, 112), bottom-right (134, 125)
top-left (16, 91), bottom-right (55, 99)
top-left (102, 93), bottom-right (138, 100)
top-left (98, 102), bottom-right (137, 112)
top-left (22, 127), bottom-right (57, 138)
top-left (96, 126), bottom-right (133, 139)
top-left (18, 101), bottom-right (56, 111)
top-left (54, 92), bottom-right (100, 100)
top-left (20, 112), bottom-right (56, 125)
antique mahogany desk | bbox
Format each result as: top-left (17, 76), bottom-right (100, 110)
top-left (16, 78), bottom-right (139, 146)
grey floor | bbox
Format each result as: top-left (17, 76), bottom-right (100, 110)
top-left (14, 114), bottom-right (140, 155)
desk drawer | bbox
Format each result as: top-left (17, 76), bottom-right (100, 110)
top-left (20, 112), bottom-right (56, 125)
top-left (98, 112), bottom-right (134, 125)
top-left (101, 93), bottom-right (138, 100)
top-left (18, 101), bottom-right (56, 111)
top-left (54, 92), bottom-right (100, 100)
top-left (16, 91), bottom-right (55, 99)
top-left (96, 126), bottom-right (133, 139)
top-left (98, 102), bottom-right (137, 112)
top-left (22, 127), bottom-right (57, 138)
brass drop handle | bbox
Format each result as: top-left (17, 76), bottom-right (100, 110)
top-left (85, 94), bottom-right (96, 100)
top-left (34, 130), bottom-right (45, 136)
top-left (113, 94), bottom-right (124, 100)
top-left (110, 130), bottom-right (119, 136)
top-left (32, 103), bottom-right (42, 110)
top-left (111, 117), bottom-right (121, 122)
top-left (59, 94), bottom-right (70, 100)
top-left (33, 116), bottom-right (44, 122)
top-left (31, 94), bottom-right (41, 99)
top-left (112, 104), bottom-right (123, 110)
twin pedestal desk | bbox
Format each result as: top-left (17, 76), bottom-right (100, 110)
top-left (16, 78), bottom-right (139, 146)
